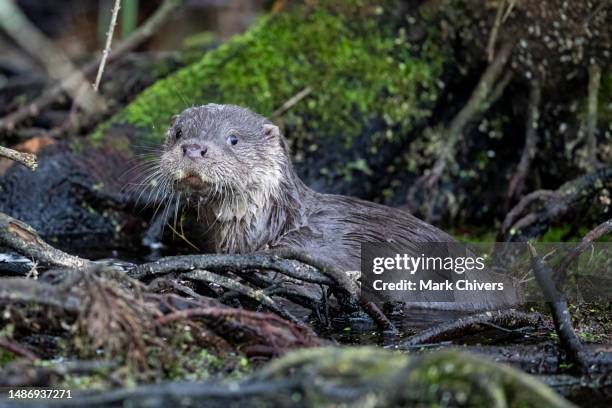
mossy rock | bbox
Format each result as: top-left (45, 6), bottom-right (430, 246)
top-left (92, 0), bottom-right (448, 197)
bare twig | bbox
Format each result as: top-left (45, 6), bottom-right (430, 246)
top-left (528, 243), bottom-right (589, 375)
top-left (585, 64), bottom-right (601, 170)
top-left (507, 80), bottom-right (541, 201)
top-left (0, 0), bottom-right (106, 116)
top-left (486, 0), bottom-right (506, 62)
top-left (271, 87), bottom-right (312, 119)
top-left (94, 0), bottom-right (122, 92)
top-left (0, 145), bottom-right (37, 170)
top-left (554, 218), bottom-right (612, 286)
top-left (0, 0), bottom-right (182, 131)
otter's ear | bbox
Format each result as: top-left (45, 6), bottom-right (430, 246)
top-left (263, 124), bottom-right (280, 138)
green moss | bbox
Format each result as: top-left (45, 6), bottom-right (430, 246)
top-left (92, 0), bottom-right (448, 150)
top-left (260, 347), bottom-right (572, 407)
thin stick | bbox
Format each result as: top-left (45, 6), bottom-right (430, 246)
top-left (94, 0), bottom-right (122, 92)
top-left (486, 0), bottom-right (506, 62)
top-left (554, 218), bottom-right (612, 286)
top-left (586, 64), bottom-right (601, 170)
top-left (0, 0), bottom-right (105, 116)
top-left (507, 80), bottom-right (541, 200)
top-left (271, 87), bottom-right (312, 119)
top-left (0, 145), bottom-right (37, 170)
top-left (428, 41), bottom-right (514, 186)
top-left (0, 0), bottom-right (182, 131)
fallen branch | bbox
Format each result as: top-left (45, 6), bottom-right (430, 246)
top-left (0, 0), bottom-right (106, 116)
top-left (0, 212), bottom-right (90, 269)
top-left (528, 243), bottom-right (589, 376)
top-left (397, 309), bottom-right (543, 348)
top-left (0, 0), bottom-right (183, 131)
top-left (0, 145), bottom-right (37, 170)
top-left (0, 277), bottom-right (81, 312)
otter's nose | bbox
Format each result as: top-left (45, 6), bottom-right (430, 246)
top-left (181, 143), bottom-right (207, 159)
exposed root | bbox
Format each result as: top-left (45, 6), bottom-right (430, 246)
top-left (585, 64), bottom-right (601, 170)
top-left (397, 309), bottom-right (544, 348)
top-left (528, 244), bottom-right (590, 376)
top-left (181, 269), bottom-right (302, 325)
top-left (554, 218), bottom-right (612, 289)
top-left (153, 294), bottom-right (321, 357)
top-left (498, 190), bottom-right (558, 240)
top-left (0, 336), bottom-right (38, 361)
top-left (500, 167), bottom-right (612, 242)
top-left (507, 80), bottom-right (541, 202)
top-left (77, 265), bottom-right (161, 369)
top-left (407, 41), bottom-right (514, 219)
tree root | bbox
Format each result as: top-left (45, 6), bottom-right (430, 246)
top-left (397, 309), bottom-right (544, 348)
top-left (181, 269), bottom-right (302, 325)
top-left (585, 64), bottom-right (601, 170)
top-left (407, 41), bottom-right (514, 219)
top-left (499, 167), bottom-right (612, 241)
top-left (507, 79), bottom-right (541, 202)
top-left (554, 218), bottom-right (612, 286)
top-left (0, 336), bottom-right (38, 361)
top-left (528, 244), bottom-right (590, 376)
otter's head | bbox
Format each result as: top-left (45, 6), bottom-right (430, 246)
top-left (160, 104), bottom-right (289, 199)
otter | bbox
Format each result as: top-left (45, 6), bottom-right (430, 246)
top-left (158, 104), bottom-right (515, 309)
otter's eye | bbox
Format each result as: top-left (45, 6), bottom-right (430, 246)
top-left (226, 134), bottom-right (239, 146)
top-left (175, 128), bottom-right (183, 140)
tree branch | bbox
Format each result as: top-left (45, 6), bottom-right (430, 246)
top-left (0, 145), bottom-right (37, 170)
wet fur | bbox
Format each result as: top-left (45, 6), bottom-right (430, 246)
top-left (154, 104), bottom-right (514, 309)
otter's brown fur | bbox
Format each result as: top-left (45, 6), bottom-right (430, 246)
top-left (158, 104), bottom-right (513, 309)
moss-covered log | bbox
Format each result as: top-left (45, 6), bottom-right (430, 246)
top-left (93, 0), bottom-right (449, 197)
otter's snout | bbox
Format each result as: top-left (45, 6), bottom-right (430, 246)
top-left (181, 143), bottom-right (207, 160)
